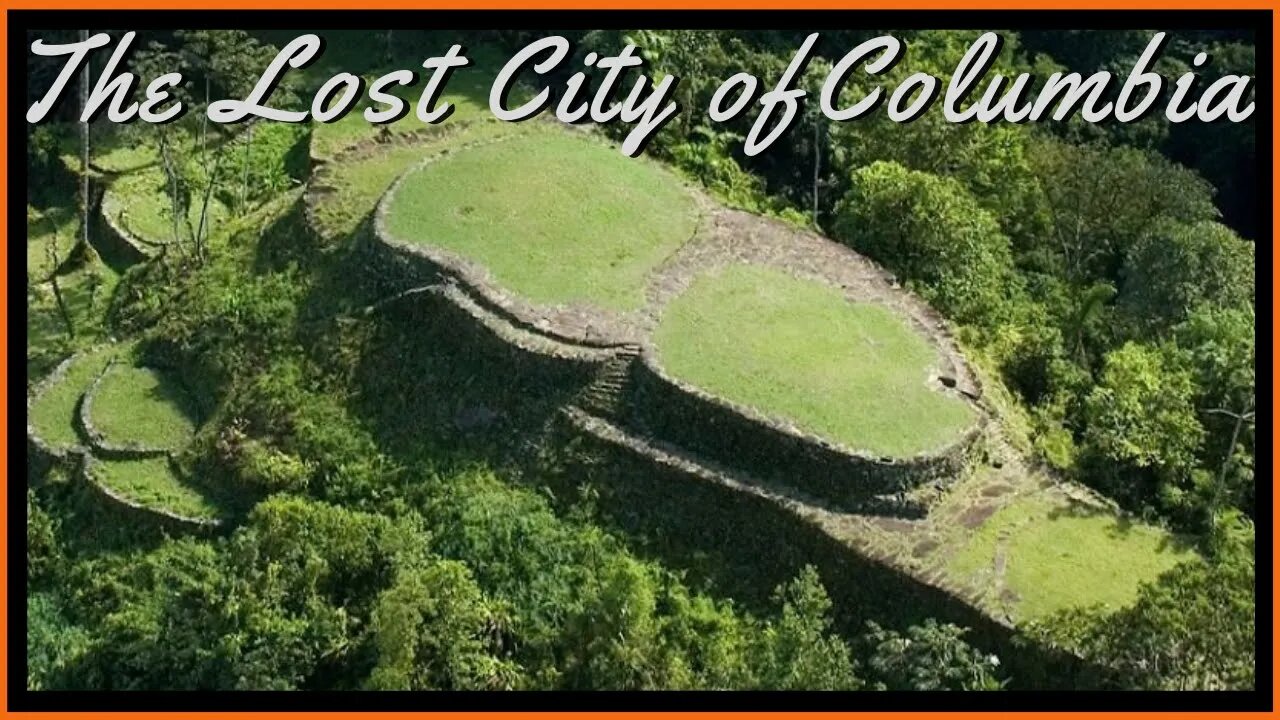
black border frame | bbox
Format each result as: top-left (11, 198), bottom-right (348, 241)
top-left (8, 8), bottom-right (1274, 713)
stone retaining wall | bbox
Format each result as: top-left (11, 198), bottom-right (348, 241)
top-left (97, 189), bottom-right (156, 264)
top-left (77, 360), bottom-right (174, 460)
top-left (364, 281), bottom-right (610, 389)
top-left (80, 457), bottom-right (223, 535)
top-left (27, 350), bottom-right (98, 482)
top-left (362, 130), bottom-right (987, 512)
top-left (626, 352), bottom-right (983, 512)
top-left (553, 408), bottom-right (1087, 689)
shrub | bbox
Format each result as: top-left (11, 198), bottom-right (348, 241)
top-left (832, 161), bottom-right (1020, 328)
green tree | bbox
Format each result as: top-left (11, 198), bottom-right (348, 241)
top-left (1173, 305), bottom-right (1256, 516)
top-left (26, 490), bottom-right (61, 587)
top-left (1082, 342), bottom-right (1204, 513)
top-left (27, 593), bottom-right (90, 690)
top-left (832, 161), bottom-right (1020, 326)
top-left (562, 555), bottom-right (687, 689)
top-left (825, 30), bottom-right (1051, 246)
top-left (1030, 137), bottom-right (1218, 283)
top-left (1121, 220), bottom-right (1255, 333)
top-left (367, 560), bottom-right (517, 690)
top-left (863, 620), bottom-right (1005, 690)
top-left (755, 566), bottom-right (859, 690)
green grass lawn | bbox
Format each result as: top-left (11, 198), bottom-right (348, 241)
top-left (383, 130), bottom-right (699, 311)
top-left (89, 139), bottom-right (158, 175)
top-left (91, 457), bottom-right (223, 521)
top-left (89, 366), bottom-right (200, 449)
top-left (948, 493), bottom-right (1194, 621)
top-left (310, 120), bottom-right (514, 243)
top-left (26, 207), bottom-right (77, 280)
top-left (309, 67), bottom-right (492, 163)
top-left (102, 166), bottom-right (231, 247)
top-left (653, 264), bottom-right (976, 457)
top-left (30, 345), bottom-right (125, 450)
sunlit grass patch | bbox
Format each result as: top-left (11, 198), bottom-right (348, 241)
top-left (654, 264), bottom-right (975, 456)
top-left (384, 130), bottom-right (699, 311)
top-left (948, 492), bottom-right (1194, 621)
top-left (29, 345), bottom-right (126, 450)
top-left (88, 365), bottom-right (201, 450)
top-left (90, 457), bottom-right (224, 521)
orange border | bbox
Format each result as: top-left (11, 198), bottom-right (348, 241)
top-left (0, 0), bottom-right (1274, 7)
top-left (0, 0), bottom-right (1275, 7)
top-left (3, 3), bottom-right (1275, 717)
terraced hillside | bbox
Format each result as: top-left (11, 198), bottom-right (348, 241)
top-left (345, 124), bottom-right (1192, 627)
top-left (28, 77), bottom-right (1193, 648)
top-left (28, 343), bottom-right (226, 528)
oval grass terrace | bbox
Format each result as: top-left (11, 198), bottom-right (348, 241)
top-left (653, 264), bottom-right (976, 458)
top-left (381, 130), bottom-right (703, 313)
top-left (84, 364), bottom-right (201, 453)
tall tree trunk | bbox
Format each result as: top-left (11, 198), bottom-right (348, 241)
top-left (44, 224), bottom-right (74, 339)
top-left (79, 29), bottom-right (91, 256)
top-left (1215, 408), bottom-right (1250, 514)
top-left (193, 77), bottom-right (214, 258)
top-left (1205, 405), bottom-right (1255, 518)
top-left (195, 142), bottom-right (229, 261)
top-left (241, 123), bottom-right (254, 208)
top-left (157, 128), bottom-right (182, 247)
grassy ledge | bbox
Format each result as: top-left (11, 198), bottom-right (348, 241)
top-left (309, 121), bottom-right (514, 242)
top-left (88, 366), bottom-right (201, 450)
top-left (103, 167), bottom-right (232, 247)
top-left (653, 264), bottom-right (976, 457)
top-left (91, 456), bottom-right (224, 522)
top-left (382, 130), bottom-right (699, 311)
top-left (947, 492), bottom-right (1195, 621)
top-left (29, 346), bottom-right (125, 450)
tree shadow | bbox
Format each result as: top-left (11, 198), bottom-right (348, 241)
top-left (1045, 497), bottom-right (1198, 555)
top-left (344, 289), bottom-right (590, 465)
top-left (136, 365), bottom-right (207, 428)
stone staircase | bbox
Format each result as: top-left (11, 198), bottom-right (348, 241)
top-left (574, 344), bottom-right (642, 418)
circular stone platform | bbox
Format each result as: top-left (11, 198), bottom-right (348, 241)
top-left (652, 264), bottom-right (975, 458)
top-left (28, 345), bottom-right (224, 529)
top-left (380, 130), bottom-right (701, 314)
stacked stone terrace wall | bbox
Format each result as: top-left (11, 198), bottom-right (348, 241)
top-left (365, 155), bottom-right (986, 509)
top-left (626, 353), bottom-right (984, 512)
top-left (28, 350), bottom-right (221, 533)
top-left (371, 136), bottom-right (642, 348)
top-left (423, 283), bottom-right (616, 374)
top-left (27, 350), bottom-right (100, 482)
top-left (97, 195), bottom-right (155, 265)
top-left (554, 409), bottom-right (1087, 689)
top-left (80, 457), bottom-right (223, 535)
